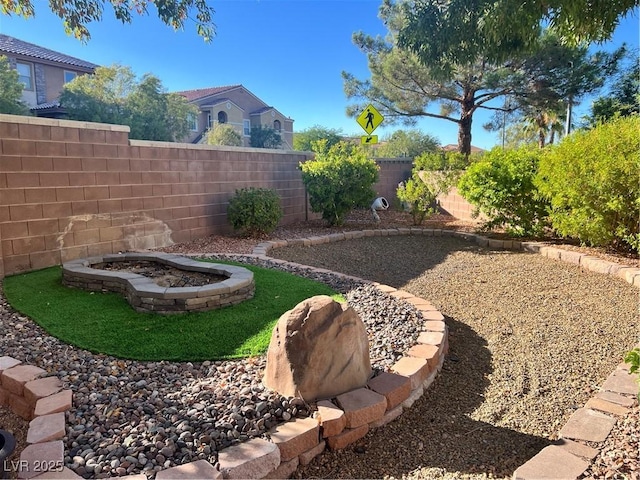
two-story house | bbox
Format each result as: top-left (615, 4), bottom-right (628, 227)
top-left (0, 34), bottom-right (98, 118)
top-left (178, 85), bottom-right (294, 149)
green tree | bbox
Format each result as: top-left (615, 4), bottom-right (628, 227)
top-left (0, 55), bottom-right (29, 115)
top-left (250, 125), bottom-right (282, 149)
top-left (376, 129), bottom-right (439, 158)
top-left (206, 123), bottom-right (243, 146)
top-left (396, 0), bottom-right (638, 70)
top-left (585, 55), bottom-right (640, 126)
top-left (293, 125), bottom-right (343, 151)
top-left (300, 140), bottom-right (379, 226)
top-left (61, 64), bottom-right (196, 141)
top-left (1, 0), bottom-right (215, 42)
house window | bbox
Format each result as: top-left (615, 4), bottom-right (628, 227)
top-left (207, 113), bottom-right (213, 129)
top-left (64, 71), bottom-right (77, 83)
top-left (218, 111), bottom-right (227, 124)
top-left (16, 62), bottom-right (33, 90)
top-left (243, 119), bottom-right (251, 136)
top-left (273, 119), bottom-right (281, 132)
top-left (187, 113), bottom-right (198, 131)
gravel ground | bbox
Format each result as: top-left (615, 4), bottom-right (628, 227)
top-left (1, 211), bottom-right (638, 479)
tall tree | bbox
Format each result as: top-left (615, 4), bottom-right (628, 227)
top-left (0, 55), bottom-right (29, 115)
top-left (396, 0), bottom-right (638, 71)
top-left (250, 125), bottom-right (282, 149)
top-left (60, 64), bottom-right (196, 141)
top-left (1, 0), bottom-right (215, 41)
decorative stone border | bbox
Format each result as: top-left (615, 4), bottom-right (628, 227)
top-left (62, 252), bottom-right (255, 314)
top-left (0, 356), bottom-right (74, 480)
top-left (3, 227), bottom-right (638, 479)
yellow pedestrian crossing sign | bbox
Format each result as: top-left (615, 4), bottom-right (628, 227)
top-left (361, 135), bottom-right (378, 145)
top-left (357, 104), bottom-right (384, 134)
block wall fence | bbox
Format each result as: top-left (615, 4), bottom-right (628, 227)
top-left (1, 115), bottom-right (470, 278)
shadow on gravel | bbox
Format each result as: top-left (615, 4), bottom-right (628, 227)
top-left (300, 317), bottom-right (551, 479)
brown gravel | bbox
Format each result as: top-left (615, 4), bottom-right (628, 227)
top-left (1, 210), bottom-right (638, 479)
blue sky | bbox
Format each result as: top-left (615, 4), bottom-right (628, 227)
top-left (1, 1), bottom-right (638, 150)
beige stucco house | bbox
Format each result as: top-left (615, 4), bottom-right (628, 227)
top-left (0, 34), bottom-right (98, 117)
top-left (178, 85), bottom-right (294, 149)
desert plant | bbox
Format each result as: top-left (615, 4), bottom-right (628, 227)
top-left (227, 187), bottom-right (283, 236)
top-left (458, 146), bottom-right (549, 236)
top-left (396, 176), bottom-right (436, 225)
top-left (300, 140), bottom-right (379, 226)
top-left (536, 115), bottom-right (640, 252)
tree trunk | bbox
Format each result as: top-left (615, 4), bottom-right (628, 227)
top-left (538, 129), bottom-right (546, 149)
top-left (457, 87), bottom-right (475, 156)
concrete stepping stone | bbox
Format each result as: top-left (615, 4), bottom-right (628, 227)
top-left (602, 369), bottom-right (639, 396)
top-left (269, 417), bottom-right (320, 462)
top-left (155, 460), bottom-right (221, 480)
top-left (585, 397), bottom-right (630, 416)
top-left (316, 400), bottom-right (346, 438)
top-left (513, 445), bottom-right (589, 479)
top-left (595, 390), bottom-right (636, 407)
top-left (335, 388), bottom-right (387, 429)
top-left (553, 439), bottom-right (599, 460)
top-left (559, 408), bottom-right (616, 442)
top-left (217, 438), bottom-right (280, 479)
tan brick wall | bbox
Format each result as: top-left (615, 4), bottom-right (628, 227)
top-left (436, 186), bottom-right (480, 221)
top-left (373, 159), bottom-right (413, 207)
top-left (0, 114), bottom-right (316, 277)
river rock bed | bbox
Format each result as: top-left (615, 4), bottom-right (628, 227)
top-left (0, 254), bottom-right (424, 479)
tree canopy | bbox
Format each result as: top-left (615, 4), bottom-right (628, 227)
top-left (0, 55), bottom-right (29, 115)
top-left (376, 129), bottom-right (439, 158)
top-left (60, 64), bottom-right (197, 141)
top-left (293, 125), bottom-right (343, 151)
top-left (0, 0), bottom-right (215, 41)
top-left (250, 125), bottom-right (282, 149)
top-left (206, 123), bottom-right (243, 147)
top-left (396, 0), bottom-right (638, 70)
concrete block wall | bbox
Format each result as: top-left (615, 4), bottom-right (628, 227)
top-left (373, 158), bottom-right (412, 205)
top-left (0, 114), bottom-right (314, 277)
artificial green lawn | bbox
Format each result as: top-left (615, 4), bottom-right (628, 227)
top-left (3, 260), bottom-right (342, 362)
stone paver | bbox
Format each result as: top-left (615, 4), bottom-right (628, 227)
top-left (155, 460), bottom-right (221, 480)
top-left (316, 400), bottom-right (346, 438)
top-left (335, 388), bottom-right (387, 429)
top-left (416, 331), bottom-right (445, 346)
top-left (9, 392), bottom-right (33, 419)
top-left (402, 385), bottom-right (424, 409)
top-left (269, 417), bottom-right (320, 462)
top-left (369, 404), bottom-right (403, 429)
top-left (1, 365), bottom-right (47, 395)
top-left (0, 386), bottom-right (9, 407)
top-left (34, 390), bottom-right (73, 417)
top-left (23, 377), bottom-right (63, 406)
top-left (0, 356), bottom-right (22, 373)
top-left (585, 397), bottom-right (630, 416)
top-left (406, 344), bottom-right (439, 368)
top-left (594, 390), bottom-right (636, 408)
top-left (559, 408), bottom-right (616, 442)
top-left (513, 445), bottom-right (589, 479)
top-left (391, 357), bottom-right (430, 390)
top-left (367, 372), bottom-right (411, 410)
top-left (27, 412), bottom-right (66, 444)
top-left (553, 439), bottom-right (599, 460)
top-left (264, 457), bottom-right (299, 479)
top-left (217, 438), bottom-right (280, 479)
top-left (326, 424), bottom-right (369, 451)
top-left (601, 369), bottom-right (639, 395)
top-left (420, 310), bottom-right (445, 321)
top-left (298, 440), bottom-right (326, 466)
top-left (423, 320), bottom-right (446, 332)
top-left (18, 440), bottom-right (64, 480)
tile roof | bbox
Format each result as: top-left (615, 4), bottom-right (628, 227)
top-left (251, 106), bottom-right (274, 115)
top-left (0, 34), bottom-right (98, 70)
top-left (176, 85), bottom-right (242, 102)
top-left (30, 101), bottom-right (61, 110)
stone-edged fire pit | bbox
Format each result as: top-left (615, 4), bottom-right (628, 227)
top-left (62, 252), bottom-right (255, 314)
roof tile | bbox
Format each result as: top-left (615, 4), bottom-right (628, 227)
top-left (0, 34), bottom-right (98, 70)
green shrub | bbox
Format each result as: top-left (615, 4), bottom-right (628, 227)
top-left (227, 187), bottom-right (282, 236)
top-left (206, 123), bottom-right (242, 146)
top-left (396, 176), bottom-right (436, 225)
top-left (414, 150), bottom-right (476, 196)
top-left (300, 140), bottom-right (379, 226)
top-left (624, 347), bottom-right (640, 400)
top-left (457, 146), bottom-right (549, 236)
top-left (536, 116), bottom-right (640, 252)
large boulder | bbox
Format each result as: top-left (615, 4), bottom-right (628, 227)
top-left (263, 295), bottom-right (371, 402)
